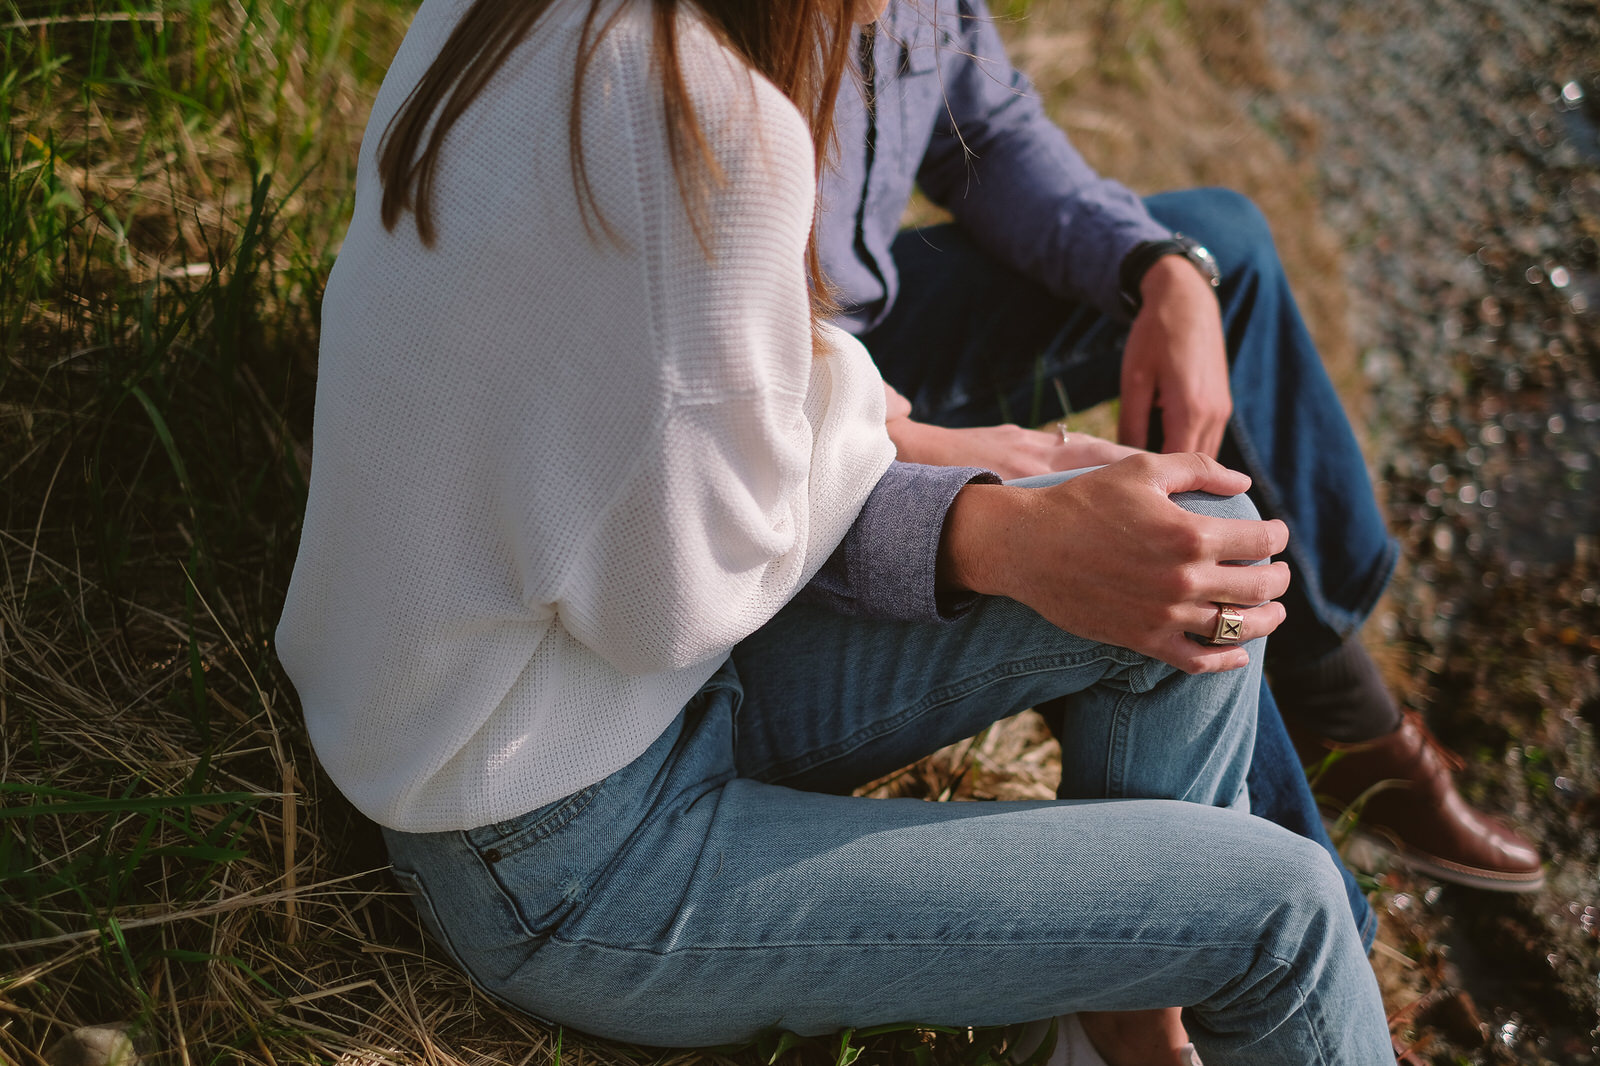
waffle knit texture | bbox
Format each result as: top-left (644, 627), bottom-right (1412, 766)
top-left (275, 0), bottom-right (896, 832)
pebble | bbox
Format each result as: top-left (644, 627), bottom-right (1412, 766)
top-left (45, 1026), bottom-right (141, 1066)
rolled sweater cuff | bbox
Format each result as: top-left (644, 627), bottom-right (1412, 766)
top-left (799, 460), bottom-right (1000, 622)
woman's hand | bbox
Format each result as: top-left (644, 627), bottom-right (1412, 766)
top-left (891, 420), bottom-right (1142, 479)
top-left (883, 389), bottom-right (1142, 478)
top-left (938, 452), bottom-right (1290, 674)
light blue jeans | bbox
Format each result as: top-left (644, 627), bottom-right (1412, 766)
top-left (382, 494), bottom-right (1390, 1062)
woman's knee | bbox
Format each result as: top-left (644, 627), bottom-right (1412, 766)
top-left (1249, 835), bottom-right (1363, 998)
top-left (1265, 832), bottom-right (1355, 931)
top-left (1012, 471), bottom-right (1261, 526)
top-left (1198, 828), bottom-right (1361, 995)
top-left (1170, 487), bottom-right (1261, 524)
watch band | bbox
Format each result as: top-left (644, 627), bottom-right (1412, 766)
top-left (1117, 234), bottom-right (1221, 317)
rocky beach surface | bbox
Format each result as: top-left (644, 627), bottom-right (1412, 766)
top-left (1248, 0), bottom-right (1600, 1060)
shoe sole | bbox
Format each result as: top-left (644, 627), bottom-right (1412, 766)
top-left (1329, 820), bottom-right (1546, 894)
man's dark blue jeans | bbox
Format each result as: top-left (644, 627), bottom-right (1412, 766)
top-left (857, 186), bottom-right (1395, 949)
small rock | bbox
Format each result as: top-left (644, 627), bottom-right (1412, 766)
top-left (45, 1025), bottom-right (141, 1066)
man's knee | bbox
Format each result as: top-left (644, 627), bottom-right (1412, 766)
top-left (1144, 187), bottom-right (1279, 283)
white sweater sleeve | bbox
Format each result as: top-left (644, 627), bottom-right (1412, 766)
top-left (525, 25), bottom-right (894, 675)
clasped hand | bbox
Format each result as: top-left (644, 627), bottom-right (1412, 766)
top-left (888, 257), bottom-right (1263, 672)
top-left (938, 452), bottom-right (1290, 674)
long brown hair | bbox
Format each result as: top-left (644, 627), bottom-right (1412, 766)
top-left (377, 0), bottom-right (862, 320)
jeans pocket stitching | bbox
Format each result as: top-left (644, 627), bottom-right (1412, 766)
top-left (472, 781), bottom-right (602, 860)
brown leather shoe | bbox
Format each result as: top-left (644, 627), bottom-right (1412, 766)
top-left (1292, 712), bottom-right (1545, 893)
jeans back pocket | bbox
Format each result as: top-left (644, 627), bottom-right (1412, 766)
top-left (390, 865), bottom-right (555, 1021)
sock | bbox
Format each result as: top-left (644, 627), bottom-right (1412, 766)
top-left (1268, 638), bottom-right (1403, 743)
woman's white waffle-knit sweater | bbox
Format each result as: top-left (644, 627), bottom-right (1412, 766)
top-left (275, 0), bottom-right (895, 833)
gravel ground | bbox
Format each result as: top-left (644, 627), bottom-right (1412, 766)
top-left (1247, 0), bottom-right (1600, 1060)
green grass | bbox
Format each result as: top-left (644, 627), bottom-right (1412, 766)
top-left (0, 0), bottom-right (427, 1060)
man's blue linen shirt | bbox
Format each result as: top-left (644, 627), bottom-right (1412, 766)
top-left (817, 0), bottom-right (1172, 333)
top-left (807, 0), bottom-right (1176, 623)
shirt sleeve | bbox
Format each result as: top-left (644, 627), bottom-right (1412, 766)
top-left (799, 461), bottom-right (1000, 621)
top-left (547, 40), bottom-right (898, 676)
top-left (912, 0), bottom-right (1172, 318)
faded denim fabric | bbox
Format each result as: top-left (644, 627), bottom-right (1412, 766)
top-left (383, 483), bottom-right (1391, 1063)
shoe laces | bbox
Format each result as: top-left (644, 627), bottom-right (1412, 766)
top-left (1404, 711), bottom-right (1466, 773)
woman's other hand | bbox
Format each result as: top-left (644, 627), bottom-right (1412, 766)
top-left (938, 452), bottom-right (1290, 674)
top-left (885, 403), bottom-right (1143, 480)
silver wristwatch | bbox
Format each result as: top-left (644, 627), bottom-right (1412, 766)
top-left (1117, 234), bottom-right (1221, 317)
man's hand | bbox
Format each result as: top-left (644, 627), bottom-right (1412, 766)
top-left (939, 452), bottom-right (1290, 674)
top-left (883, 382), bottom-right (1141, 479)
top-left (1118, 256), bottom-right (1231, 457)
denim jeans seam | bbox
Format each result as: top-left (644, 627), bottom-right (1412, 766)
top-left (570, 765), bottom-right (741, 929)
top-left (1197, 946), bottom-right (1330, 1064)
top-left (391, 866), bottom-right (538, 1016)
top-left (476, 851), bottom-right (598, 943)
top-left (1340, 536), bottom-right (1400, 636)
top-left (469, 782), bottom-right (603, 860)
top-left (1256, 960), bottom-right (1330, 1066)
top-left (543, 932), bottom-right (1277, 955)
top-left (1104, 688), bottom-right (1137, 796)
top-left (753, 648), bottom-right (1145, 783)
top-left (1357, 907), bottom-right (1377, 953)
top-left (1271, 954), bottom-right (1333, 1066)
